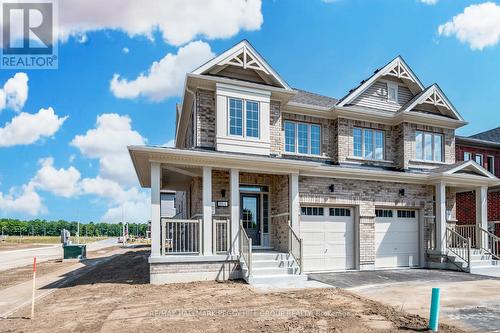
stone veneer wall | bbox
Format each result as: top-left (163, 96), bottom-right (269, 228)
top-left (196, 89), bottom-right (216, 149)
top-left (270, 174), bottom-right (289, 252)
top-left (299, 176), bottom-right (434, 269)
top-left (269, 100), bottom-right (282, 155)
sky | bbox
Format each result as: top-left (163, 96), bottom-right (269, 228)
top-left (0, 0), bottom-right (499, 223)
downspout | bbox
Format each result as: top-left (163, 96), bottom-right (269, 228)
top-left (185, 87), bottom-right (196, 148)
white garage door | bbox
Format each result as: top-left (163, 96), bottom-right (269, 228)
top-left (375, 209), bottom-right (419, 269)
top-left (301, 207), bottom-right (355, 272)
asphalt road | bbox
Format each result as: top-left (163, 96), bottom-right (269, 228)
top-left (0, 238), bottom-right (117, 272)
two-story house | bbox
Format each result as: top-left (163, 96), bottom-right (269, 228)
top-left (455, 128), bottom-right (500, 238)
top-left (129, 40), bottom-right (500, 284)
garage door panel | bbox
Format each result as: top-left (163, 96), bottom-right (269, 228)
top-left (301, 207), bottom-right (354, 272)
top-left (375, 210), bottom-right (419, 269)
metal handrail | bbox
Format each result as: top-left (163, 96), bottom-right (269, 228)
top-left (239, 221), bottom-right (252, 278)
top-left (479, 227), bottom-right (500, 260)
top-left (288, 221), bottom-right (303, 274)
top-left (446, 227), bottom-right (471, 271)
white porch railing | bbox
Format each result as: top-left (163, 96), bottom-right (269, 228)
top-left (213, 219), bottom-right (230, 254)
top-left (239, 221), bottom-right (252, 278)
top-left (479, 227), bottom-right (500, 260)
top-left (425, 217), bottom-right (436, 251)
top-left (161, 218), bottom-right (201, 255)
top-left (288, 221), bottom-right (303, 274)
top-left (446, 227), bottom-right (471, 271)
top-left (455, 225), bottom-right (477, 248)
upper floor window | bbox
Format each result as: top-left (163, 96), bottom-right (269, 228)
top-left (487, 156), bottom-right (495, 174)
top-left (353, 127), bottom-right (385, 160)
top-left (387, 82), bottom-right (398, 102)
top-left (416, 131), bottom-right (443, 162)
top-left (464, 152), bottom-right (472, 161)
top-left (228, 98), bottom-right (259, 138)
top-left (475, 154), bottom-right (483, 166)
top-left (246, 101), bottom-right (259, 138)
top-left (284, 121), bottom-right (321, 156)
top-left (229, 98), bottom-right (243, 136)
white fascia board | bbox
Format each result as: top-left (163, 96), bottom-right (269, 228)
top-left (191, 40), bottom-right (291, 91)
top-left (443, 160), bottom-right (497, 179)
top-left (337, 56), bottom-right (425, 107)
top-left (401, 84), bottom-right (465, 122)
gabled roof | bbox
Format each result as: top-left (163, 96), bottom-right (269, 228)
top-left (191, 40), bottom-right (291, 90)
top-left (337, 56), bottom-right (425, 107)
top-left (398, 84), bottom-right (464, 121)
top-left (431, 160), bottom-right (496, 179)
top-left (470, 127), bottom-right (500, 143)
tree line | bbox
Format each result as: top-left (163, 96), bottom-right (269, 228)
top-left (0, 218), bottom-right (148, 238)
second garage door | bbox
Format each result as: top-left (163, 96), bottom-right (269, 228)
top-left (375, 209), bottom-right (419, 269)
top-left (301, 206), bottom-right (355, 272)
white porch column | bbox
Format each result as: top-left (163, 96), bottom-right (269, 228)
top-left (202, 166), bottom-right (213, 255)
top-left (289, 173), bottom-right (300, 233)
top-left (230, 169), bottom-right (239, 255)
top-left (435, 182), bottom-right (447, 254)
top-left (476, 186), bottom-right (488, 249)
top-left (150, 162), bottom-right (161, 257)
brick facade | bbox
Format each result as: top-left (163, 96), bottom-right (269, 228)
top-left (299, 176), bottom-right (434, 269)
top-left (196, 89), bottom-right (216, 149)
top-left (455, 141), bottom-right (500, 235)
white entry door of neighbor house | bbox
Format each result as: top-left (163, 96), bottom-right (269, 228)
top-left (375, 209), bottom-right (419, 269)
top-left (300, 206), bottom-right (355, 272)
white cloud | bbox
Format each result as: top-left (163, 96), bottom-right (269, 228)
top-left (420, 0), bottom-right (438, 4)
top-left (71, 113), bottom-right (146, 186)
top-left (55, 0), bottom-right (262, 46)
top-left (30, 158), bottom-right (81, 197)
top-left (0, 107), bottom-right (68, 147)
top-left (110, 40), bottom-right (214, 101)
top-left (122, 47), bottom-right (129, 54)
top-left (102, 194), bottom-right (150, 223)
top-left (438, 2), bottom-right (500, 50)
top-left (0, 73), bottom-right (28, 112)
top-left (0, 184), bottom-right (44, 216)
top-left (163, 139), bottom-right (175, 147)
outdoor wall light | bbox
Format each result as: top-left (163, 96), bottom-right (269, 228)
top-left (399, 189), bottom-right (405, 197)
top-left (329, 184), bottom-right (335, 193)
top-left (221, 189), bottom-right (226, 198)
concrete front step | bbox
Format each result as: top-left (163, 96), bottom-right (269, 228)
top-left (252, 252), bottom-right (290, 261)
top-left (252, 259), bottom-right (297, 269)
top-left (470, 266), bottom-right (500, 278)
top-left (247, 273), bottom-right (308, 285)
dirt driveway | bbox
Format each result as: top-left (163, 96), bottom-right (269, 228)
top-left (0, 249), bottom-right (463, 333)
top-left (310, 269), bottom-right (500, 332)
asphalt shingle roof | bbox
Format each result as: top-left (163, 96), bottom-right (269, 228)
top-left (470, 127), bottom-right (500, 143)
top-left (291, 89), bottom-right (338, 109)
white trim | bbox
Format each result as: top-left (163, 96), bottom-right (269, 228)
top-left (400, 84), bottom-right (464, 122)
top-left (337, 56), bottom-right (424, 107)
top-left (191, 40), bottom-right (291, 90)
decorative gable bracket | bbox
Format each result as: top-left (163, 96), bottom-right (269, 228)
top-left (220, 45), bottom-right (270, 75)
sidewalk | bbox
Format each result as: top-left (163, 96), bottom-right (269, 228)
top-left (0, 247), bottom-right (129, 318)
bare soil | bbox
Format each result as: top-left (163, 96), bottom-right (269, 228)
top-left (0, 246), bottom-right (122, 290)
top-left (0, 249), bottom-right (465, 333)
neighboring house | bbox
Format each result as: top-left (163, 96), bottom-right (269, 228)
top-left (456, 128), bottom-right (500, 237)
top-left (129, 40), bottom-right (500, 284)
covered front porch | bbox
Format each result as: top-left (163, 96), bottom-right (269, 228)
top-left (147, 162), bottom-right (301, 283)
top-left (427, 161), bottom-right (500, 272)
